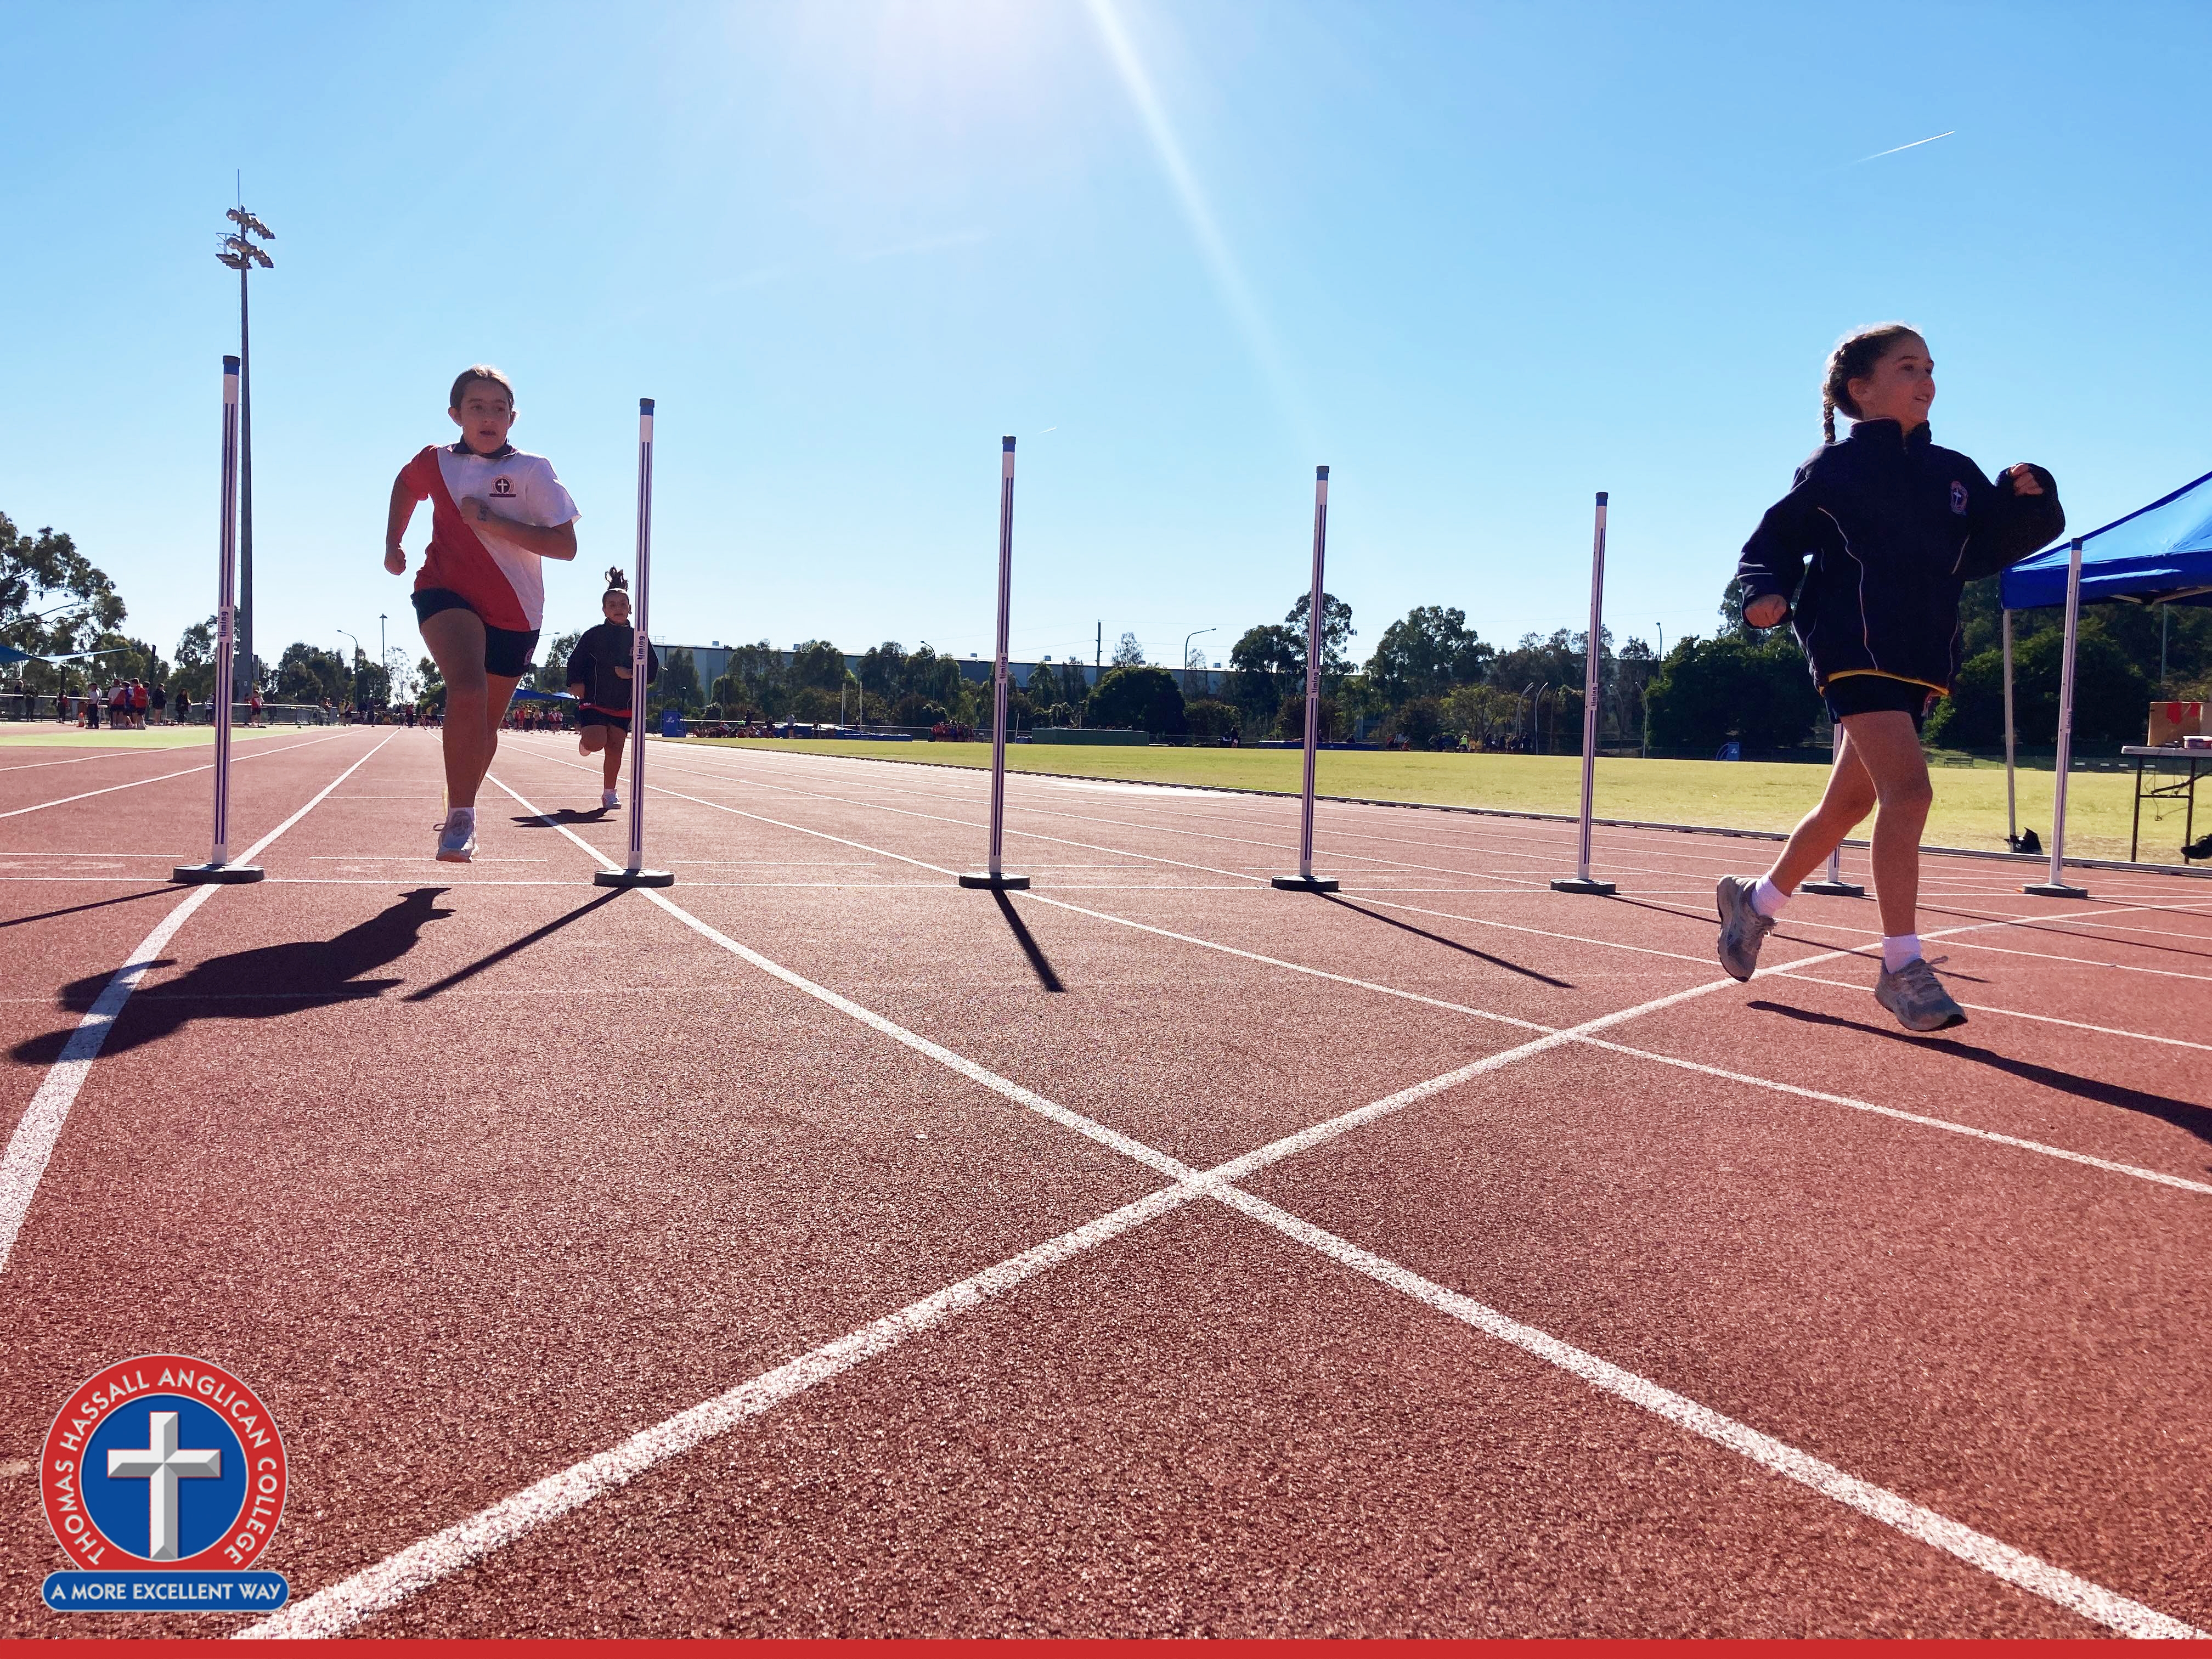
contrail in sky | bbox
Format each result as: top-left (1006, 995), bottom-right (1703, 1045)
top-left (1855, 130), bottom-right (1956, 163)
top-left (1082, 0), bottom-right (1316, 452)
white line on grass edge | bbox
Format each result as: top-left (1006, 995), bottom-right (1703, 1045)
top-left (0, 735), bottom-right (395, 1272)
top-left (237, 771), bottom-right (2203, 1639)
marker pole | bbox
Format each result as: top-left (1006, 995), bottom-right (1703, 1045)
top-left (596, 397), bottom-right (674, 888)
top-left (174, 356), bottom-right (262, 884)
top-left (1552, 491), bottom-right (1616, 894)
top-left (1273, 466), bottom-right (1340, 892)
top-left (1801, 723), bottom-right (1865, 896)
top-left (2024, 538), bottom-right (2089, 898)
top-left (961, 437), bottom-right (1029, 890)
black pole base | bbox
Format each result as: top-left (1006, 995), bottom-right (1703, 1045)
top-left (2023, 881), bottom-right (2089, 899)
top-left (171, 862), bottom-right (264, 885)
top-left (1548, 877), bottom-right (1616, 895)
top-left (594, 867), bottom-right (676, 889)
top-left (1271, 874), bottom-right (1341, 892)
top-left (958, 872), bottom-right (1030, 890)
top-left (1800, 879), bottom-right (1866, 898)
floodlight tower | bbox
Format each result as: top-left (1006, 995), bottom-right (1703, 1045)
top-left (217, 206), bottom-right (274, 695)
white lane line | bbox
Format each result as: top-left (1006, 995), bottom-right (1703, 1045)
top-left (248, 796), bottom-right (2208, 1639)
top-left (0, 734), bottom-right (396, 1274)
top-left (1569, 1037), bottom-right (2212, 1197)
top-left (1209, 1184), bottom-right (2202, 1641)
top-left (488, 774), bottom-right (1194, 1183)
top-left (0, 731), bottom-right (348, 821)
top-left (550, 745), bottom-right (2212, 1195)
top-left (239, 1181), bottom-right (1206, 1640)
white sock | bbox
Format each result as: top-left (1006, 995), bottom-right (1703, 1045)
top-left (1881, 934), bottom-right (1921, 974)
top-left (447, 805), bottom-right (475, 827)
top-left (1750, 877), bottom-right (1790, 918)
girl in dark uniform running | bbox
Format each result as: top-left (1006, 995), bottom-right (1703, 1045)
top-left (566, 569), bottom-right (659, 811)
top-left (1715, 323), bottom-right (2063, 1032)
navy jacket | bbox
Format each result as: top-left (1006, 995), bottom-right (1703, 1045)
top-left (566, 622), bottom-right (659, 714)
top-left (1736, 420), bottom-right (2062, 694)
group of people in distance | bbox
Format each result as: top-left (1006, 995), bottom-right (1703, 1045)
top-left (71, 679), bottom-right (162, 729)
top-left (381, 327), bottom-right (2062, 1036)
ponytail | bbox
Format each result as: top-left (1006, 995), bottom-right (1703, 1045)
top-left (602, 567), bottom-right (629, 600)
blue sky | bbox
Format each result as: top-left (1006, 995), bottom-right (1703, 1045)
top-left (4, 1), bottom-right (2209, 678)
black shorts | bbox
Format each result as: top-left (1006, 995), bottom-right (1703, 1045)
top-left (1823, 673), bottom-right (1935, 733)
top-left (578, 707), bottom-right (632, 733)
top-left (412, 589), bottom-right (541, 679)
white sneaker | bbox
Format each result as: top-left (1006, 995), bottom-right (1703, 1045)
top-left (436, 809), bottom-right (477, 864)
top-left (601, 789), bottom-right (621, 810)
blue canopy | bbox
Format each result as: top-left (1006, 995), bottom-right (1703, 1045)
top-left (510, 686), bottom-right (577, 703)
top-left (2002, 467), bottom-right (2212, 610)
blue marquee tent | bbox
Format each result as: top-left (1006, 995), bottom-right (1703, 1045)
top-left (2002, 467), bottom-right (2212, 611)
top-left (1997, 466), bottom-right (2212, 889)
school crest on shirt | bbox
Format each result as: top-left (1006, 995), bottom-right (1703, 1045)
top-left (491, 476), bottom-right (516, 498)
top-left (1949, 479), bottom-right (1968, 515)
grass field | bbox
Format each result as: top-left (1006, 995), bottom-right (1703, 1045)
top-left (0, 724), bottom-right (301, 749)
top-left (684, 737), bottom-right (2199, 865)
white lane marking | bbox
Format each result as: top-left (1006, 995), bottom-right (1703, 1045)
top-left (489, 775), bottom-right (1193, 1183)
top-left (1209, 1184), bottom-right (2203, 1641)
top-left (0, 735), bottom-right (396, 1274)
top-left (1770, 971), bottom-right (2212, 1053)
top-left (0, 731), bottom-right (348, 821)
top-left (1570, 1037), bottom-right (2212, 1197)
top-left (249, 794), bottom-right (2209, 1639)
top-left (239, 1181), bottom-right (1206, 1640)
top-left (549, 743), bottom-right (2212, 1194)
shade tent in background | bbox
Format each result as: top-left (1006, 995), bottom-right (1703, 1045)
top-left (1999, 467), bottom-right (2212, 886)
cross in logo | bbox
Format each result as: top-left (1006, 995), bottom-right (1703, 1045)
top-left (107, 1412), bottom-right (221, 1560)
top-left (492, 477), bottom-right (515, 496)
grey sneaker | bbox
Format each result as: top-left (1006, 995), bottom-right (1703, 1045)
top-left (1874, 957), bottom-right (1966, 1033)
top-left (1714, 875), bottom-right (1775, 981)
top-left (436, 809), bottom-right (477, 864)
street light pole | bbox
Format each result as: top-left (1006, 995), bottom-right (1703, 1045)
top-left (217, 205), bottom-right (274, 697)
top-left (1183, 627), bottom-right (1215, 698)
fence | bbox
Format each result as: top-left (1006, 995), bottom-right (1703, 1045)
top-left (1, 694), bottom-right (362, 727)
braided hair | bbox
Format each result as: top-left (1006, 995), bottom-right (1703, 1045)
top-left (602, 568), bottom-right (629, 601)
top-left (1821, 323), bottom-right (1923, 443)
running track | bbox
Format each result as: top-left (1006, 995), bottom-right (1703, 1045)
top-left (2, 729), bottom-right (2205, 1638)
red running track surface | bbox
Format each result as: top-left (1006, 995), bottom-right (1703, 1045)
top-left (1, 729), bottom-right (2207, 1638)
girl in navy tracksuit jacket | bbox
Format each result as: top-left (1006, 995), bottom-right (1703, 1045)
top-left (1713, 323), bottom-right (2063, 1032)
top-left (566, 568), bottom-right (659, 811)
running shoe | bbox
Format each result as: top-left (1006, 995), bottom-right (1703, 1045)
top-left (601, 789), bottom-right (620, 811)
top-left (1874, 956), bottom-right (1966, 1032)
top-left (436, 809), bottom-right (477, 864)
top-left (1713, 874), bottom-right (1774, 981)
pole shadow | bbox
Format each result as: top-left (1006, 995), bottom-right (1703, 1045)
top-left (12, 887), bottom-right (455, 1066)
top-left (992, 890), bottom-right (1065, 992)
top-left (1746, 998), bottom-right (2211, 1149)
top-left (1321, 895), bottom-right (1572, 988)
top-left (1, 888), bottom-right (178, 932)
top-left (404, 888), bottom-right (625, 1001)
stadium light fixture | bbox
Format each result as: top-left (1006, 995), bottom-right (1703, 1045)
top-left (215, 200), bottom-right (273, 699)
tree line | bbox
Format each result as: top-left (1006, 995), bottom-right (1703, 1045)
top-left (7, 503), bottom-right (2207, 748)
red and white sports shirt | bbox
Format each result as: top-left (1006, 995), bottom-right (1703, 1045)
top-left (398, 442), bottom-right (579, 632)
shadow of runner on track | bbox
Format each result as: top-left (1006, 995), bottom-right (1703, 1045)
top-left (1319, 894), bottom-right (1573, 988)
top-left (0, 888), bottom-right (178, 931)
top-left (510, 808), bottom-right (614, 826)
top-left (991, 890), bottom-right (1065, 992)
top-left (11, 887), bottom-right (455, 1065)
top-left (403, 888), bottom-right (624, 1001)
top-left (1912, 904), bottom-right (2212, 964)
top-left (1747, 999), bottom-right (2212, 1153)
